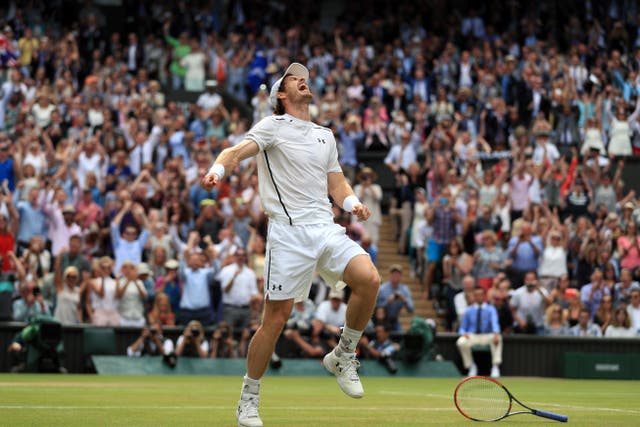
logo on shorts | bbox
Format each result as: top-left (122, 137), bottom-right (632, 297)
top-left (269, 283), bottom-right (283, 291)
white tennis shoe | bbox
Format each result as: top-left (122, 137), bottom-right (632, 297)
top-left (322, 349), bottom-right (364, 398)
top-left (237, 394), bottom-right (263, 427)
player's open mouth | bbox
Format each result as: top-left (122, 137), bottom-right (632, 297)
top-left (298, 83), bottom-right (308, 91)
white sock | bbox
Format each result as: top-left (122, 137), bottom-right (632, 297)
top-left (335, 326), bottom-right (363, 356)
top-left (241, 374), bottom-right (261, 396)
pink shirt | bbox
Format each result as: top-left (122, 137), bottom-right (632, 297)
top-left (43, 202), bottom-right (82, 256)
top-left (76, 200), bottom-right (103, 229)
top-left (618, 236), bottom-right (640, 269)
top-left (510, 174), bottom-right (532, 211)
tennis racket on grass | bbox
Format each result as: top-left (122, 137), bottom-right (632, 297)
top-left (454, 376), bottom-right (568, 422)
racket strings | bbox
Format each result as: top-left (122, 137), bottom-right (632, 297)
top-left (455, 378), bottom-right (511, 421)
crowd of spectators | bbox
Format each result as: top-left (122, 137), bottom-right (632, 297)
top-left (2, 0), bottom-right (640, 368)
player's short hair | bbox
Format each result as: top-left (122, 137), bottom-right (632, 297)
top-left (273, 75), bottom-right (288, 115)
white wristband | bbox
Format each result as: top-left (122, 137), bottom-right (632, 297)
top-left (208, 163), bottom-right (225, 179)
top-left (342, 195), bottom-right (361, 213)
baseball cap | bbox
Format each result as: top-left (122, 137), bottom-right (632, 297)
top-left (269, 62), bottom-right (310, 107)
top-left (62, 204), bottom-right (76, 214)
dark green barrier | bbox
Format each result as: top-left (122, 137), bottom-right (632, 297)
top-left (563, 352), bottom-right (640, 379)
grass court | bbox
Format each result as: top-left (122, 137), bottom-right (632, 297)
top-left (0, 375), bottom-right (637, 426)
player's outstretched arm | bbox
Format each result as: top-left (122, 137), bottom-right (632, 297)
top-left (328, 171), bottom-right (370, 222)
top-left (201, 138), bottom-right (260, 190)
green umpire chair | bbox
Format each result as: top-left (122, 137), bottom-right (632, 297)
top-left (83, 327), bottom-right (117, 372)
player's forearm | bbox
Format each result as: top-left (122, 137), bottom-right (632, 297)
top-left (209, 139), bottom-right (259, 177)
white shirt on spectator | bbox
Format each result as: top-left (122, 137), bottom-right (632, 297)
top-left (538, 246), bottom-right (568, 278)
top-left (77, 151), bottom-right (103, 188)
top-left (217, 263), bottom-right (259, 306)
top-left (532, 142), bottom-right (560, 165)
top-left (384, 143), bottom-right (417, 171)
top-left (314, 300), bottom-right (347, 327)
top-left (197, 92), bottom-right (222, 111)
top-left (628, 304), bottom-right (640, 334)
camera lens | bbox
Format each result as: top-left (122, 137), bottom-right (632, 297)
top-left (191, 327), bottom-right (199, 337)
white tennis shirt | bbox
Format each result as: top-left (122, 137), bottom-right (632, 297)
top-left (246, 113), bottom-right (342, 225)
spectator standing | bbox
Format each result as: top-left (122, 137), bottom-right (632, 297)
top-left (115, 260), bottom-right (147, 327)
top-left (218, 248), bottom-right (259, 332)
top-left (376, 264), bottom-right (414, 331)
top-left (353, 168), bottom-right (382, 246)
top-left (156, 259), bottom-right (181, 315)
top-left (53, 265), bottom-right (84, 324)
top-left (456, 287), bottom-right (502, 378)
top-left (178, 236), bottom-right (216, 326)
top-left (110, 201), bottom-right (150, 274)
top-left (510, 271), bottom-right (550, 334)
top-left (424, 188), bottom-right (461, 299)
top-left (506, 222), bottom-right (543, 288)
top-left (88, 256), bottom-right (121, 326)
top-left (15, 187), bottom-right (46, 252)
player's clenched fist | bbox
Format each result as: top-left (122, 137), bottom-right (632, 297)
top-left (200, 173), bottom-right (219, 191)
top-left (352, 204), bottom-right (370, 222)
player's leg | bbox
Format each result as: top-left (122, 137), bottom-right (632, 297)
top-left (237, 298), bottom-right (294, 427)
top-left (342, 254), bottom-right (380, 331)
top-left (322, 254), bottom-right (379, 398)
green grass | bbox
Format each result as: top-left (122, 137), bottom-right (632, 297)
top-left (0, 375), bottom-right (637, 426)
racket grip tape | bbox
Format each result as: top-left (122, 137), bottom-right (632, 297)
top-left (533, 409), bottom-right (568, 422)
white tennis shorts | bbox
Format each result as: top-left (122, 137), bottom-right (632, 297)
top-left (263, 221), bottom-right (368, 301)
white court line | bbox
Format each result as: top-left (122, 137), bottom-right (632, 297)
top-left (378, 390), bottom-right (640, 416)
top-left (0, 405), bottom-right (454, 412)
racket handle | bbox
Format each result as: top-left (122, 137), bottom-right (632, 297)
top-left (533, 409), bottom-right (568, 422)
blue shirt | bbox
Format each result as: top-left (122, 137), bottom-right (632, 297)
top-left (0, 157), bottom-right (15, 191)
top-left (507, 236), bottom-right (543, 272)
top-left (580, 283), bottom-right (611, 320)
top-left (15, 200), bottom-right (46, 243)
top-left (110, 223), bottom-right (150, 274)
top-left (376, 281), bottom-right (414, 330)
top-left (179, 262), bottom-right (215, 310)
top-left (188, 183), bottom-right (217, 216)
top-left (459, 303), bottom-right (501, 335)
top-left (337, 127), bottom-right (362, 167)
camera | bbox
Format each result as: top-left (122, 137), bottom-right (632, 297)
top-left (190, 327), bottom-right (199, 337)
top-left (220, 329), bottom-right (229, 339)
top-left (379, 355), bottom-right (398, 374)
top-left (32, 287), bottom-right (41, 296)
top-left (150, 328), bottom-right (158, 335)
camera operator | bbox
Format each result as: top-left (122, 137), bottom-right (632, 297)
top-left (360, 322), bottom-right (399, 374)
top-left (175, 320), bottom-right (209, 358)
top-left (375, 265), bottom-right (414, 331)
top-left (210, 321), bottom-right (237, 358)
top-left (126, 322), bottom-right (174, 357)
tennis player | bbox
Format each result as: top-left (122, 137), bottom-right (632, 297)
top-left (201, 62), bottom-right (380, 427)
